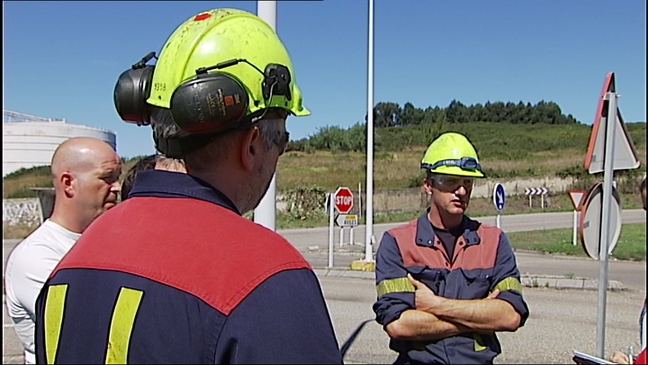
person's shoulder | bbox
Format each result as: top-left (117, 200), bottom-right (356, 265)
top-left (387, 218), bottom-right (418, 235)
top-left (467, 216), bottom-right (502, 235)
top-left (7, 225), bottom-right (57, 260)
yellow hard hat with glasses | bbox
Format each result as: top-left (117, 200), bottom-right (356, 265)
top-left (420, 132), bottom-right (485, 178)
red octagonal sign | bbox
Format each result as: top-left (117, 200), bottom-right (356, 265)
top-left (334, 187), bottom-right (354, 214)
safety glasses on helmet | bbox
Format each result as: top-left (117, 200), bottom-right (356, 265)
top-left (421, 157), bottom-right (482, 172)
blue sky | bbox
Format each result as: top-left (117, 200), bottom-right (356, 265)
top-left (4, 0), bottom-right (646, 159)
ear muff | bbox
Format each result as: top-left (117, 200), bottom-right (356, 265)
top-left (168, 61), bottom-right (292, 135)
top-left (115, 54), bottom-right (293, 137)
top-left (169, 73), bottom-right (250, 134)
top-left (113, 65), bottom-right (155, 126)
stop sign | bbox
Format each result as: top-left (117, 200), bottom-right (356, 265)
top-left (334, 187), bottom-right (354, 214)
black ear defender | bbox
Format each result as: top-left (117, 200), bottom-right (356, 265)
top-left (169, 59), bottom-right (292, 134)
top-left (169, 68), bottom-right (250, 134)
top-left (115, 54), bottom-right (293, 135)
top-left (113, 52), bottom-right (157, 126)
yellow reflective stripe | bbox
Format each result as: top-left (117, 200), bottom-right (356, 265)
top-left (495, 277), bottom-right (522, 292)
top-left (44, 284), bottom-right (68, 365)
top-left (474, 333), bottom-right (487, 351)
top-left (376, 277), bottom-right (415, 298)
top-left (105, 287), bottom-right (144, 364)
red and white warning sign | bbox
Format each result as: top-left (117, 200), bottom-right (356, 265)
top-left (568, 189), bottom-right (587, 211)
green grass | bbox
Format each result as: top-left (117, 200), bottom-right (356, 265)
top-left (4, 122), bottom-right (645, 198)
top-left (507, 222), bottom-right (646, 261)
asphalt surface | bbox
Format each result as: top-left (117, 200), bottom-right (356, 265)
top-left (3, 209), bottom-right (646, 364)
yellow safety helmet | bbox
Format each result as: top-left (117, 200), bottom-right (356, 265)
top-left (114, 8), bottom-right (309, 135)
top-left (420, 132), bottom-right (485, 178)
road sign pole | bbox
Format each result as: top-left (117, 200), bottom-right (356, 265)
top-left (328, 193), bottom-right (335, 268)
top-left (496, 213), bottom-right (501, 229)
top-left (358, 183), bottom-right (362, 224)
top-left (339, 227), bottom-right (345, 247)
top-left (364, 0), bottom-right (375, 263)
top-left (350, 226), bottom-right (355, 245)
top-left (596, 91), bottom-right (618, 358)
top-left (572, 210), bottom-right (578, 246)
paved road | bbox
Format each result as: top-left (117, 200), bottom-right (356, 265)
top-left (280, 209), bottom-right (646, 291)
top-left (3, 275), bottom-right (644, 364)
top-left (322, 276), bottom-right (644, 364)
top-left (3, 209), bottom-right (645, 364)
top-left (278, 209), bottom-right (646, 249)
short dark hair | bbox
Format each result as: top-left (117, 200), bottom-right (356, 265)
top-left (121, 154), bottom-right (158, 200)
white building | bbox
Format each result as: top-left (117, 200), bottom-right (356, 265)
top-left (3, 110), bottom-right (117, 176)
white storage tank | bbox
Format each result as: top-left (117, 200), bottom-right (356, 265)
top-left (3, 110), bottom-right (117, 176)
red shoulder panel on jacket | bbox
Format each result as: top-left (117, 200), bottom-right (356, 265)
top-left (54, 197), bottom-right (311, 315)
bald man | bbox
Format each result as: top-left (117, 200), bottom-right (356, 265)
top-left (4, 137), bottom-right (121, 364)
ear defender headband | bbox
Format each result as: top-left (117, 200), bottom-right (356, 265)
top-left (113, 52), bottom-right (293, 134)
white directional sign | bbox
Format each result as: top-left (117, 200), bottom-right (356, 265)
top-left (524, 187), bottom-right (549, 196)
top-left (579, 182), bottom-right (622, 260)
top-left (335, 214), bottom-right (359, 227)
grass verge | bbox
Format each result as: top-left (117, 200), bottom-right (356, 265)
top-left (507, 222), bottom-right (646, 261)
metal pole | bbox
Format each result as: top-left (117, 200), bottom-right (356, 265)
top-left (358, 182), bottom-right (362, 224)
top-left (350, 226), bottom-right (355, 245)
top-left (573, 210), bottom-right (578, 246)
top-left (496, 213), bottom-right (501, 229)
top-left (364, 0), bottom-right (375, 262)
top-left (596, 91), bottom-right (618, 358)
top-left (328, 193), bottom-right (335, 268)
top-left (254, 1), bottom-right (278, 231)
top-left (340, 227), bottom-right (345, 247)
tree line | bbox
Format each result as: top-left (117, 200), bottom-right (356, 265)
top-left (372, 99), bottom-right (579, 127)
top-left (287, 99), bottom-right (581, 153)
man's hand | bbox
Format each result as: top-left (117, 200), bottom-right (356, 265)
top-left (486, 289), bottom-right (501, 299)
top-left (610, 351), bottom-right (630, 364)
top-left (407, 274), bottom-right (501, 314)
top-left (407, 274), bottom-right (444, 313)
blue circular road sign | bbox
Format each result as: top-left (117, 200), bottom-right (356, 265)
top-left (493, 183), bottom-right (506, 211)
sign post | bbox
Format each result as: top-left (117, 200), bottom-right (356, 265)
top-left (334, 187), bottom-right (354, 249)
top-left (328, 193), bottom-right (335, 268)
top-left (568, 190), bottom-right (586, 246)
top-left (492, 183), bottom-right (506, 229)
top-left (583, 72), bottom-right (641, 358)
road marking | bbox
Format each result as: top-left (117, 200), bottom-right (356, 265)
top-left (4, 323), bottom-right (15, 328)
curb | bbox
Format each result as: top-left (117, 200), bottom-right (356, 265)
top-left (313, 268), bottom-right (627, 291)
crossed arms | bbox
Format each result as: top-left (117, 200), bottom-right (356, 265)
top-left (385, 276), bottom-right (520, 341)
top-left (373, 232), bottom-right (529, 342)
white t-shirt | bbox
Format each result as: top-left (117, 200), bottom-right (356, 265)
top-left (4, 220), bottom-right (81, 364)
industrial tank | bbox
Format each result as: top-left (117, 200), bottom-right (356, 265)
top-left (3, 110), bottom-right (117, 176)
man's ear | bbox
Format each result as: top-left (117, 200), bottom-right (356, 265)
top-left (423, 178), bottom-right (434, 195)
top-left (61, 172), bottom-right (75, 198)
top-left (240, 126), bottom-right (263, 172)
